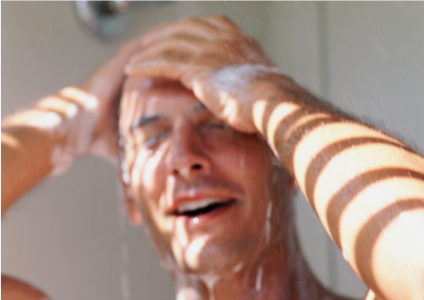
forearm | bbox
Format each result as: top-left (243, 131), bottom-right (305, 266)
top-left (257, 74), bottom-right (424, 300)
top-left (2, 36), bottom-right (140, 215)
top-left (120, 13), bottom-right (424, 299)
top-left (1, 87), bottom-right (98, 215)
top-left (2, 124), bottom-right (61, 213)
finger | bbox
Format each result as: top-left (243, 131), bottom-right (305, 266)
top-left (129, 36), bottom-right (207, 66)
top-left (129, 41), bottom-right (239, 75)
top-left (141, 17), bottom-right (225, 46)
top-left (128, 35), bottom-right (242, 74)
top-left (197, 16), bottom-right (270, 63)
top-left (200, 15), bottom-right (241, 32)
top-left (125, 58), bottom-right (189, 82)
top-left (84, 37), bottom-right (143, 98)
top-left (190, 16), bottom-right (270, 64)
top-left (139, 16), bottom-right (271, 67)
top-left (126, 40), bottom-right (253, 81)
top-left (126, 46), bottom-right (246, 80)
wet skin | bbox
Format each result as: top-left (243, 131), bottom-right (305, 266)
top-left (119, 78), bottom-right (294, 276)
top-left (118, 79), bottom-right (306, 299)
top-left (3, 13), bottom-right (423, 300)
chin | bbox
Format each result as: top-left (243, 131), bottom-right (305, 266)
top-left (174, 233), bottom-right (255, 277)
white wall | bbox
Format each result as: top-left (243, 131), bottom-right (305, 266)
top-left (326, 3), bottom-right (424, 294)
top-left (2, 2), bottom-right (423, 300)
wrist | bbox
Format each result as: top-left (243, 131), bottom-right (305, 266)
top-left (59, 86), bottom-right (120, 167)
top-left (251, 73), bottom-right (323, 170)
top-left (57, 86), bottom-right (100, 155)
top-left (22, 87), bottom-right (101, 175)
top-left (251, 73), bottom-right (299, 137)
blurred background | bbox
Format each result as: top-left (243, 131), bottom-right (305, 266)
top-left (2, 2), bottom-right (423, 299)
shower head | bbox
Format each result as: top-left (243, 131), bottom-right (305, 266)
top-left (75, 1), bottom-right (133, 38)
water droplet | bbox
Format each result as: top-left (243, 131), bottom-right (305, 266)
top-left (266, 202), bottom-right (273, 219)
top-left (84, 94), bottom-right (98, 110)
top-left (66, 103), bottom-right (78, 118)
top-left (177, 286), bottom-right (201, 300)
top-left (255, 266), bottom-right (263, 291)
top-left (232, 262), bottom-right (243, 273)
top-left (120, 272), bottom-right (131, 300)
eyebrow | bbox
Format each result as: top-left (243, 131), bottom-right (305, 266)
top-left (130, 102), bottom-right (208, 130)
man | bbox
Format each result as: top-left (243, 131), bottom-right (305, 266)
top-left (2, 16), bottom-right (424, 300)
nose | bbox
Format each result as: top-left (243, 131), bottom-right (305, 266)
top-left (168, 122), bottom-right (210, 180)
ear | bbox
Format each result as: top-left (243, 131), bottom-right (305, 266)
top-left (117, 171), bottom-right (143, 226)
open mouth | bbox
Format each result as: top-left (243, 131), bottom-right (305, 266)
top-left (173, 198), bottom-right (236, 217)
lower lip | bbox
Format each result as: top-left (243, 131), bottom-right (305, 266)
top-left (177, 201), bottom-right (237, 226)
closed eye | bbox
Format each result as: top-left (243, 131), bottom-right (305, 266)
top-left (143, 131), bottom-right (171, 148)
top-left (201, 122), bottom-right (231, 130)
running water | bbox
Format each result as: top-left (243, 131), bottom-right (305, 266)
top-left (255, 266), bottom-right (264, 291)
top-left (116, 180), bottom-right (131, 300)
top-left (265, 202), bottom-right (273, 244)
top-left (200, 273), bottom-right (219, 300)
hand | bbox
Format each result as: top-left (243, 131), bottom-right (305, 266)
top-left (73, 37), bottom-right (144, 163)
top-left (27, 37), bottom-right (144, 172)
top-left (125, 15), bottom-right (283, 134)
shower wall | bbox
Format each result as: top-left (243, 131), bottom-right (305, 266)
top-left (2, 2), bottom-right (423, 300)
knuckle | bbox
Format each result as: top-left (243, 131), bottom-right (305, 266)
top-left (214, 14), bottom-right (229, 21)
top-left (221, 30), bottom-right (243, 44)
top-left (213, 14), bottom-right (232, 24)
top-left (209, 14), bottom-right (239, 30)
top-left (178, 16), bottom-right (202, 27)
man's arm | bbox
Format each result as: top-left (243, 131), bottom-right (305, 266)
top-left (1, 38), bottom-right (142, 215)
top-left (125, 15), bottom-right (424, 300)
top-left (254, 73), bottom-right (424, 300)
top-left (1, 38), bottom-right (143, 300)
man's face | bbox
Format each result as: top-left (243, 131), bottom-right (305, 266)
top-left (119, 78), bottom-right (293, 275)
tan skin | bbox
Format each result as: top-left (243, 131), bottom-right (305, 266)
top-left (118, 79), bottom-right (344, 300)
top-left (2, 15), bottom-right (424, 300)
top-left (1, 36), bottom-right (144, 300)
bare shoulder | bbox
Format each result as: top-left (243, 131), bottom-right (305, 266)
top-left (1, 275), bottom-right (50, 300)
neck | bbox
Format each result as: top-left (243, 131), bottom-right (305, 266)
top-left (171, 226), bottom-right (336, 300)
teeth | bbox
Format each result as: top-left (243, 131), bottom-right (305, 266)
top-left (177, 198), bottom-right (226, 214)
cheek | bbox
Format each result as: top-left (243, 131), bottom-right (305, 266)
top-left (234, 141), bottom-right (276, 213)
top-left (209, 134), bottom-right (273, 185)
top-left (206, 134), bottom-right (275, 208)
top-left (130, 146), bottom-right (167, 205)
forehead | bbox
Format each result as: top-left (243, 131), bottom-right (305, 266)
top-left (120, 78), bottom-right (203, 130)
